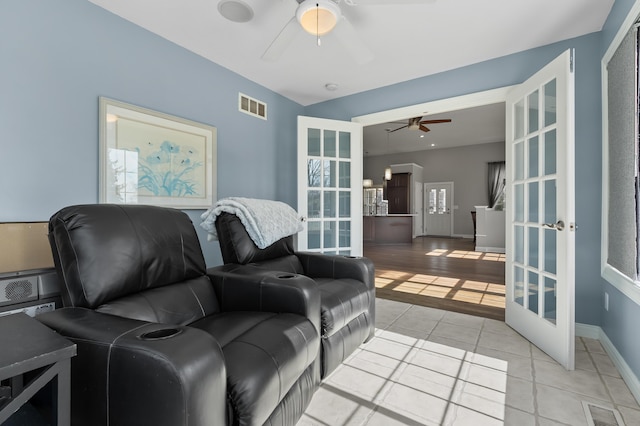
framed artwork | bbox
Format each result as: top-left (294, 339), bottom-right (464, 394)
top-left (99, 97), bottom-right (216, 209)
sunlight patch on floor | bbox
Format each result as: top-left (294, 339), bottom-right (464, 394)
top-left (425, 249), bottom-right (506, 262)
top-left (298, 329), bottom-right (508, 425)
top-left (374, 269), bottom-right (506, 309)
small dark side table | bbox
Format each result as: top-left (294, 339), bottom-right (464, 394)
top-left (0, 313), bottom-right (76, 425)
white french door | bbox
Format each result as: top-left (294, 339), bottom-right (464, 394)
top-left (297, 116), bottom-right (363, 256)
top-left (505, 50), bottom-right (576, 370)
top-left (424, 182), bottom-right (453, 237)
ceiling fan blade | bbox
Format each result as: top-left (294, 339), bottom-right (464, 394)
top-left (344, 0), bottom-right (436, 5)
top-left (332, 16), bottom-right (374, 65)
top-left (419, 125), bottom-right (431, 133)
top-left (420, 119), bottom-right (452, 124)
top-left (261, 16), bottom-right (301, 62)
top-left (389, 125), bottom-right (408, 133)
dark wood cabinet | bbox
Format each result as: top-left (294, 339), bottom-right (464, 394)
top-left (385, 173), bottom-right (410, 214)
top-left (362, 215), bottom-right (412, 244)
top-left (363, 216), bottom-right (375, 242)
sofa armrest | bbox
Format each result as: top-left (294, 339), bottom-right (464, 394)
top-left (296, 253), bottom-right (375, 288)
top-left (37, 307), bottom-right (226, 426)
top-left (207, 264), bottom-right (321, 333)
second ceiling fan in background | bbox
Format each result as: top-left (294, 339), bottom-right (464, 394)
top-left (389, 116), bottom-right (452, 133)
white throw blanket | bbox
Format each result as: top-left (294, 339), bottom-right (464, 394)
top-left (200, 197), bottom-right (304, 249)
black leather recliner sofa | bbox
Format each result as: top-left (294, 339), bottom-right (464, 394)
top-left (37, 204), bottom-right (322, 426)
top-left (214, 212), bottom-right (376, 378)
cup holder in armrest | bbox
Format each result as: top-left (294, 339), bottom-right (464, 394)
top-left (139, 328), bottom-right (182, 341)
top-left (277, 274), bottom-right (297, 279)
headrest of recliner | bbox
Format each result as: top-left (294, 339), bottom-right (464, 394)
top-left (48, 204), bottom-right (207, 308)
top-left (215, 212), bottom-right (296, 265)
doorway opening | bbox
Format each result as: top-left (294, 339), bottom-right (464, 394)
top-left (354, 88), bottom-right (511, 321)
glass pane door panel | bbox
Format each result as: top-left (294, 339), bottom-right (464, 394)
top-left (428, 189), bottom-right (436, 214)
top-left (324, 191), bottom-right (336, 217)
top-left (544, 277), bottom-right (557, 324)
top-left (308, 222), bottom-right (321, 249)
top-left (528, 90), bottom-right (539, 133)
top-left (324, 221), bottom-right (336, 248)
top-left (528, 271), bottom-right (539, 314)
top-left (544, 228), bottom-right (557, 274)
top-left (515, 142), bottom-right (525, 180)
top-left (324, 130), bottom-right (336, 157)
top-left (324, 160), bottom-right (336, 187)
top-left (528, 226), bottom-right (539, 268)
top-left (544, 180), bottom-right (557, 224)
top-left (339, 191), bottom-right (350, 217)
top-left (544, 79), bottom-right (557, 127)
top-left (515, 100), bottom-right (525, 139)
top-left (528, 182), bottom-right (539, 222)
top-left (515, 184), bottom-right (524, 222)
top-left (308, 159), bottom-right (321, 187)
top-left (544, 130), bottom-right (557, 175)
top-left (339, 161), bottom-right (350, 188)
top-left (339, 221), bottom-right (350, 248)
top-left (528, 136), bottom-right (539, 178)
top-left (438, 189), bottom-right (446, 214)
top-left (308, 191), bottom-right (320, 218)
top-left (515, 266), bottom-right (525, 306)
top-left (308, 129), bottom-right (321, 156)
top-left (339, 132), bottom-right (351, 158)
top-left (515, 225), bottom-right (524, 264)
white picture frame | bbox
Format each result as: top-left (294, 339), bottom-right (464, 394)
top-left (99, 97), bottom-right (216, 209)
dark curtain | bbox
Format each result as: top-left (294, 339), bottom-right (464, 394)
top-left (488, 161), bottom-right (506, 208)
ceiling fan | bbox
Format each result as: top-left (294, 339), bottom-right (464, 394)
top-left (389, 116), bottom-right (452, 133)
top-left (262, 0), bottom-right (436, 64)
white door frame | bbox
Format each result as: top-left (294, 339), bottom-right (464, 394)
top-left (352, 87), bottom-right (515, 127)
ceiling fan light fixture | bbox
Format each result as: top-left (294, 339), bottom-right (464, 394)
top-left (297, 0), bottom-right (340, 36)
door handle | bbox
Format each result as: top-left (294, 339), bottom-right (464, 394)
top-left (542, 220), bottom-right (565, 231)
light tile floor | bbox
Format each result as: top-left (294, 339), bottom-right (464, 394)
top-left (298, 298), bottom-right (640, 426)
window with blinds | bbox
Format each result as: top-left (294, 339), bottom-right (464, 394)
top-left (606, 22), bottom-right (640, 282)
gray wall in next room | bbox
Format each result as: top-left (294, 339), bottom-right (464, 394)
top-left (364, 141), bottom-right (505, 236)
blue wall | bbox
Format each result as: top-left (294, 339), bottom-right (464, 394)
top-left (0, 0), bottom-right (304, 266)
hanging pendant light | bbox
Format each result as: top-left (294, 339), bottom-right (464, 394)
top-left (384, 166), bottom-right (392, 181)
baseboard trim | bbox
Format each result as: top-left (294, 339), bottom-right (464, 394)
top-left (475, 246), bottom-right (506, 253)
top-left (576, 322), bottom-right (640, 405)
top-left (452, 234), bottom-right (474, 239)
top-left (575, 323), bottom-right (600, 339)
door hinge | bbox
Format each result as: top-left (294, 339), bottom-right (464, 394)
top-left (570, 49), bottom-right (575, 73)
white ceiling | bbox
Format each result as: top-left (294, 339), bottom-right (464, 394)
top-left (89, 0), bottom-right (613, 107)
top-left (88, 0), bottom-right (613, 155)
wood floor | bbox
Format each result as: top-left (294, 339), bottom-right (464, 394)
top-left (364, 236), bottom-right (506, 321)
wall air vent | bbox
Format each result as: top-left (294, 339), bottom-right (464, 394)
top-left (239, 93), bottom-right (267, 120)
